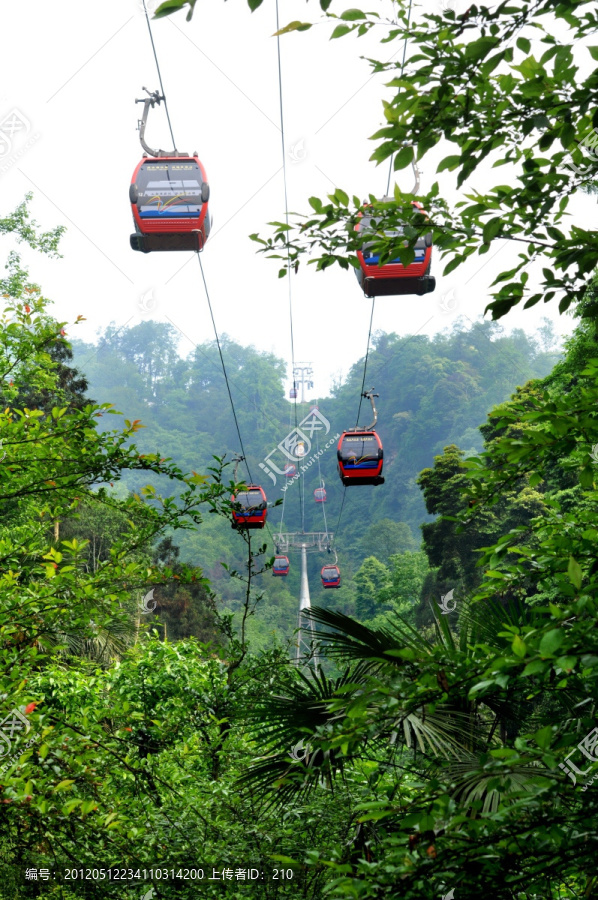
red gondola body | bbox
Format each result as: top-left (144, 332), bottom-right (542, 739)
top-left (289, 387), bottom-right (298, 399)
top-left (230, 485), bottom-right (267, 529)
top-left (321, 564), bottom-right (341, 589)
top-left (273, 555), bottom-right (290, 576)
top-left (314, 487), bottom-right (327, 503)
top-left (337, 431), bottom-right (384, 486)
top-left (355, 200), bottom-right (435, 297)
top-left (284, 464), bottom-right (297, 478)
top-left (130, 155), bottom-right (211, 253)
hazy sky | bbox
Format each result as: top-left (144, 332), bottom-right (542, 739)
top-left (0, 0), bottom-right (587, 399)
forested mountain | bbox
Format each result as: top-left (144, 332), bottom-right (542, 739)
top-left (70, 318), bottom-right (560, 644)
top-left (4, 0), bottom-right (598, 895)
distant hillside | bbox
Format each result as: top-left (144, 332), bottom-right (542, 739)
top-left (71, 317), bottom-right (561, 646)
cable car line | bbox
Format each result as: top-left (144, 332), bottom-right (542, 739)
top-left (137, 1), bottom-right (277, 546)
top-left (315, 430), bottom-right (330, 541)
top-left (196, 254), bottom-right (253, 485)
top-left (275, 0), bottom-right (304, 535)
top-left (355, 296), bottom-right (376, 428)
top-left (277, 402), bottom-right (294, 538)
top-left (142, 0), bottom-right (177, 152)
top-left (385, 0), bottom-right (414, 196)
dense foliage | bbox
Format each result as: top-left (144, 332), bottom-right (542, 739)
top-left (71, 316), bottom-right (558, 644)
top-left (3, 0), bottom-right (598, 896)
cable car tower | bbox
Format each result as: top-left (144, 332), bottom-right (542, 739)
top-left (291, 363), bottom-right (314, 404)
top-left (273, 531), bottom-right (334, 671)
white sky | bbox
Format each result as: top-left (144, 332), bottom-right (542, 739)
top-left (0, 0), bottom-right (588, 398)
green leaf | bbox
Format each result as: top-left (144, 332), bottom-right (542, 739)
top-left (579, 466), bottom-right (594, 489)
top-left (464, 37), bottom-right (497, 60)
top-left (331, 24), bottom-right (352, 39)
top-left (274, 20), bottom-right (312, 35)
top-left (62, 799), bottom-right (82, 815)
top-left (393, 145), bottom-right (414, 171)
top-left (340, 8), bottom-right (366, 20)
top-left (54, 779), bottom-right (75, 792)
top-left (153, 0), bottom-right (188, 18)
top-left (589, 47), bottom-right (598, 61)
top-left (512, 634), bottom-right (527, 658)
top-left (81, 800), bottom-right (98, 815)
top-left (555, 656), bottom-right (577, 672)
top-left (521, 660), bottom-right (548, 677)
top-left (437, 155), bottom-right (462, 173)
top-left (482, 218), bottom-right (502, 243)
top-left (539, 629), bottom-right (564, 657)
top-left (516, 37), bottom-right (531, 54)
top-left (567, 556), bottom-right (583, 589)
top-left (533, 725), bottom-right (553, 749)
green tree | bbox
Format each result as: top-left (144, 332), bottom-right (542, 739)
top-left (360, 518), bottom-right (417, 562)
top-left (381, 550), bottom-right (429, 620)
top-left (354, 556), bottom-right (391, 620)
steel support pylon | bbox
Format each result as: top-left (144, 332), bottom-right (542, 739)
top-left (296, 544), bottom-right (319, 671)
top-left (273, 533), bottom-right (330, 672)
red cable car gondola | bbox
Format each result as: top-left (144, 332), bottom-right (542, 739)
top-left (337, 431), bottom-right (384, 486)
top-left (314, 486), bottom-right (326, 503)
top-left (230, 485), bottom-right (268, 529)
top-left (129, 89), bottom-right (211, 254)
top-left (289, 385), bottom-right (298, 399)
top-left (272, 555), bottom-right (290, 576)
top-left (284, 464), bottom-right (296, 478)
top-left (355, 196), bottom-right (435, 298)
top-left (321, 565), bottom-right (341, 589)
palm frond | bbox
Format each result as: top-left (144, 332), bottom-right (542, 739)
top-left (304, 606), bottom-right (430, 670)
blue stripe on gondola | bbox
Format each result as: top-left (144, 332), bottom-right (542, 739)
top-left (346, 460), bottom-right (378, 468)
top-left (140, 207), bottom-right (201, 218)
top-left (364, 252), bottom-right (425, 264)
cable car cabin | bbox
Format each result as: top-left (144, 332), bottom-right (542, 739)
top-left (130, 156), bottom-right (211, 253)
top-left (314, 487), bottom-right (327, 503)
top-left (337, 431), bottom-right (384, 486)
top-left (230, 485), bottom-right (267, 529)
top-left (284, 464), bottom-right (296, 478)
top-left (289, 388), bottom-right (298, 399)
top-left (272, 555), bottom-right (290, 577)
top-left (321, 565), bottom-right (341, 589)
top-left (355, 201), bottom-right (435, 298)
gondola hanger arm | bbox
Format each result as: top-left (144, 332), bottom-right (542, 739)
top-left (135, 87), bottom-right (188, 158)
top-left (363, 388), bottom-right (379, 431)
top-left (232, 455), bottom-right (245, 482)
